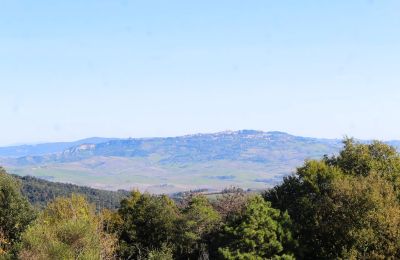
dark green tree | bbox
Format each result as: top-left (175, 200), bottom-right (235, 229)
top-left (117, 191), bottom-right (180, 259)
top-left (217, 195), bottom-right (296, 260)
top-left (177, 195), bottom-right (221, 259)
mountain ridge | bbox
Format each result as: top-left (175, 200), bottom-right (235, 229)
top-left (0, 137), bottom-right (118, 158)
top-left (1, 130), bottom-right (399, 193)
top-left (5, 130), bottom-right (343, 165)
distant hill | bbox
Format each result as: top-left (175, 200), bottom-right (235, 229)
top-left (6, 131), bottom-right (342, 165)
top-left (0, 137), bottom-right (118, 158)
top-left (14, 174), bottom-right (129, 210)
top-left (2, 130), bottom-right (398, 193)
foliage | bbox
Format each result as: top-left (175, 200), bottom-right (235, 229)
top-left (177, 195), bottom-right (221, 259)
top-left (116, 191), bottom-right (180, 259)
top-left (19, 194), bottom-right (117, 259)
top-left (217, 195), bottom-right (296, 260)
top-left (265, 139), bottom-right (400, 258)
top-left (4, 138), bottom-right (400, 259)
top-left (325, 138), bottom-right (400, 194)
top-left (329, 173), bottom-right (400, 258)
top-left (326, 138), bottom-right (400, 176)
top-left (147, 245), bottom-right (174, 260)
top-left (0, 167), bottom-right (35, 257)
top-left (214, 186), bottom-right (248, 221)
top-left (15, 175), bottom-right (129, 210)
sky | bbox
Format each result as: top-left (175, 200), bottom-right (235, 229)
top-left (1, 0), bottom-right (400, 145)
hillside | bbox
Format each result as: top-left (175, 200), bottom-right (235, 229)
top-left (4, 130), bottom-right (341, 164)
top-left (14, 174), bottom-right (129, 210)
top-left (0, 137), bottom-right (117, 158)
top-left (0, 130), bottom-right (348, 193)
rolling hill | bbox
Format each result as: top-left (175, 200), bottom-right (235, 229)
top-left (14, 174), bottom-right (129, 210)
top-left (2, 130), bottom-right (396, 193)
top-left (0, 137), bottom-right (117, 158)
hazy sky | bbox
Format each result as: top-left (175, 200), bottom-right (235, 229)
top-left (1, 0), bottom-right (400, 145)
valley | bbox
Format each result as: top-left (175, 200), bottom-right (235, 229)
top-left (0, 130), bottom-right (346, 193)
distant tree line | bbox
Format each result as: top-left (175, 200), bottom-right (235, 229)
top-left (1, 139), bottom-right (400, 259)
top-left (14, 175), bottom-right (130, 210)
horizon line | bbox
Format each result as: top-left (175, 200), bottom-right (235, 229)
top-left (1, 129), bottom-right (395, 148)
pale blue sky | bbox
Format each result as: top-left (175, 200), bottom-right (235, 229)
top-left (1, 0), bottom-right (400, 145)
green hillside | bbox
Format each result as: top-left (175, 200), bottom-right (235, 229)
top-left (14, 174), bottom-right (129, 210)
top-left (0, 131), bottom-right (348, 192)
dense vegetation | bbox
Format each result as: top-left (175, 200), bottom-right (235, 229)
top-left (2, 139), bottom-right (400, 259)
top-left (0, 170), bottom-right (35, 257)
top-left (19, 194), bottom-right (117, 259)
top-left (14, 175), bottom-right (129, 210)
top-left (264, 139), bottom-right (400, 259)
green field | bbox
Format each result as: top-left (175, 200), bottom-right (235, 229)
top-left (6, 156), bottom-right (291, 193)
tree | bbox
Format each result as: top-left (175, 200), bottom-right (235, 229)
top-left (16, 174), bottom-right (129, 210)
top-left (264, 139), bottom-right (400, 258)
top-left (147, 245), bottom-right (174, 260)
top-left (325, 138), bottom-right (400, 197)
top-left (214, 186), bottom-right (247, 221)
top-left (177, 195), bottom-right (221, 259)
top-left (0, 167), bottom-right (35, 257)
top-left (218, 195), bottom-right (296, 260)
top-left (326, 138), bottom-right (400, 178)
top-left (117, 191), bottom-right (180, 259)
top-left (19, 194), bottom-right (116, 259)
top-left (328, 173), bottom-right (400, 258)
